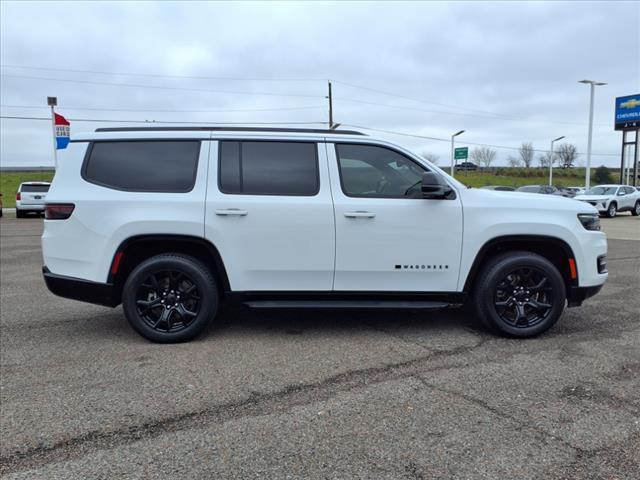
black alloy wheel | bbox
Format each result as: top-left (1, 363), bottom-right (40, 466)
top-left (473, 251), bottom-right (566, 337)
top-left (135, 270), bottom-right (201, 334)
top-left (122, 254), bottom-right (218, 343)
top-left (493, 267), bottom-right (553, 329)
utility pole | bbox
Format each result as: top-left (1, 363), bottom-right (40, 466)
top-left (327, 80), bottom-right (334, 129)
top-left (47, 96), bottom-right (58, 170)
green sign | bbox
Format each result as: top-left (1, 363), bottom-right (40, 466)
top-left (455, 147), bottom-right (468, 160)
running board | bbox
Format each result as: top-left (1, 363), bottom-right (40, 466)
top-left (243, 300), bottom-right (450, 310)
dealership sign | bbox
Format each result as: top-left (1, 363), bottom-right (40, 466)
top-left (615, 94), bottom-right (640, 130)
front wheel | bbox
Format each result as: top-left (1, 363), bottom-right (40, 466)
top-left (122, 254), bottom-right (218, 343)
top-left (473, 251), bottom-right (566, 338)
top-left (632, 201), bottom-right (640, 217)
top-left (606, 202), bottom-right (617, 218)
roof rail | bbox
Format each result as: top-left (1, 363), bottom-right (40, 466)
top-left (93, 126), bottom-right (366, 135)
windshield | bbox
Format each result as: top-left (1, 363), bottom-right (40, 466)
top-left (587, 186), bottom-right (617, 195)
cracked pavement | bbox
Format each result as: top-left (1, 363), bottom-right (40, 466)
top-left (1, 216), bottom-right (638, 479)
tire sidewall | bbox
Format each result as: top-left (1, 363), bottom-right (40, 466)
top-left (122, 255), bottom-right (218, 343)
top-left (478, 253), bottom-right (566, 337)
top-left (633, 201), bottom-right (640, 216)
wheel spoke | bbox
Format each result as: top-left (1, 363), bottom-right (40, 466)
top-left (136, 298), bottom-right (162, 313)
top-left (176, 304), bottom-right (197, 322)
top-left (529, 277), bottom-right (548, 292)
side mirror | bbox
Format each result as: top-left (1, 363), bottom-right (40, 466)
top-left (618, 191), bottom-right (625, 196)
top-left (421, 172), bottom-right (451, 199)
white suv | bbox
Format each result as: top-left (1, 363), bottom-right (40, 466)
top-left (42, 127), bottom-right (608, 342)
top-left (574, 185), bottom-right (640, 217)
top-left (16, 181), bottom-right (50, 218)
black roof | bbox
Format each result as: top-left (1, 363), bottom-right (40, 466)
top-left (94, 126), bottom-right (366, 135)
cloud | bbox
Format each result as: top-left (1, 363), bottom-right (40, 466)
top-left (1, 1), bottom-right (638, 167)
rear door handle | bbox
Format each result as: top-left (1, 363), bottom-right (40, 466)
top-left (215, 209), bottom-right (248, 216)
top-left (344, 211), bottom-right (376, 219)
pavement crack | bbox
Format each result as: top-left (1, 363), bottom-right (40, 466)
top-left (0, 336), bottom-right (491, 474)
top-left (412, 376), bottom-right (580, 454)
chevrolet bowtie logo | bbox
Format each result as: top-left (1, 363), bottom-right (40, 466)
top-left (620, 98), bottom-right (640, 109)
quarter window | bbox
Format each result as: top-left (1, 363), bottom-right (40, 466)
top-left (83, 141), bottom-right (200, 192)
top-left (335, 144), bottom-right (427, 198)
top-left (219, 141), bottom-right (318, 196)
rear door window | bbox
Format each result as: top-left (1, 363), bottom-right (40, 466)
top-left (219, 141), bottom-right (319, 196)
top-left (83, 141), bottom-right (200, 192)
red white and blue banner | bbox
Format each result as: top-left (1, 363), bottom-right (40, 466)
top-left (54, 113), bottom-right (70, 149)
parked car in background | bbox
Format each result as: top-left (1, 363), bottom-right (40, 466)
top-left (515, 185), bottom-right (569, 196)
top-left (566, 186), bottom-right (586, 196)
top-left (0, 192), bottom-right (3, 217)
top-left (455, 161), bottom-right (478, 172)
top-left (480, 185), bottom-right (516, 191)
top-left (16, 182), bottom-right (50, 218)
top-left (574, 185), bottom-right (640, 217)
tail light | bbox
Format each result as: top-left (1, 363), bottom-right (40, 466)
top-left (16, 192), bottom-right (21, 201)
top-left (45, 203), bottom-right (75, 220)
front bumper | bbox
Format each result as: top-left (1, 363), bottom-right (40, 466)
top-left (43, 266), bottom-right (119, 307)
top-left (576, 199), bottom-right (608, 213)
top-left (567, 284), bottom-right (604, 307)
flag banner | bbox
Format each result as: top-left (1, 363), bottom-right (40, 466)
top-left (54, 113), bottom-right (70, 149)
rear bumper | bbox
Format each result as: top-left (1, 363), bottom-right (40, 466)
top-left (16, 204), bottom-right (45, 211)
top-left (567, 284), bottom-right (604, 307)
top-left (42, 266), bottom-right (119, 307)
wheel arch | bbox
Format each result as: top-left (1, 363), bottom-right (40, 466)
top-left (463, 235), bottom-right (579, 294)
top-left (108, 235), bottom-right (231, 303)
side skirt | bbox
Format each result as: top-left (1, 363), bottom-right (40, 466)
top-left (226, 291), bottom-right (467, 310)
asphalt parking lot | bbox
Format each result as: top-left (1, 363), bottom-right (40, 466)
top-left (0, 216), bottom-right (638, 479)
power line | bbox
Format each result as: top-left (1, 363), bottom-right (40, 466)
top-left (0, 74), bottom-right (325, 98)
top-left (342, 124), bottom-right (619, 157)
top-left (337, 97), bottom-right (610, 127)
top-left (1, 64), bottom-right (326, 82)
top-left (0, 115), bottom-right (326, 125)
top-left (0, 104), bottom-right (326, 113)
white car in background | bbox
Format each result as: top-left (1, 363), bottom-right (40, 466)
top-left (574, 185), bottom-right (640, 218)
top-left (16, 182), bottom-right (51, 218)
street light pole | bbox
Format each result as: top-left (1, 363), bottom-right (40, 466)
top-left (579, 79), bottom-right (606, 190)
top-left (450, 130), bottom-right (465, 177)
top-left (549, 135), bottom-right (565, 186)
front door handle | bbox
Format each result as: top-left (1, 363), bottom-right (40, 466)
top-left (344, 211), bottom-right (376, 219)
top-left (215, 209), bottom-right (248, 216)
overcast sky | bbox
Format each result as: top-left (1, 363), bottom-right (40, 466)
top-left (1, 1), bottom-right (638, 168)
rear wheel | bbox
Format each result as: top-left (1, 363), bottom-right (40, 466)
top-left (473, 251), bottom-right (566, 337)
top-left (122, 254), bottom-right (218, 343)
top-left (632, 201), bottom-right (640, 217)
top-left (606, 202), bottom-right (617, 218)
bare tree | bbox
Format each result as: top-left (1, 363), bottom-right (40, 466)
top-left (519, 142), bottom-right (534, 168)
top-left (470, 146), bottom-right (497, 168)
top-left (506, 155), bottom-right (521, 168)
top-left (538, 151), bottom-right (556, 168)
top-left (556, 143), bottom-right (578, 168)
top-left (421, 152), bottom-right (439, 165)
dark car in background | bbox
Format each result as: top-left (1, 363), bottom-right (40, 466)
top-left (480, 185), bottom-right (516, 191)
top-left (455, 161), bottom-right (478, 172)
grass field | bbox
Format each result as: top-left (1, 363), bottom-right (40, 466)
top-left (0, 167), bottom-right (613, 210)
top-left (1, 171), bottom-right (55, 208)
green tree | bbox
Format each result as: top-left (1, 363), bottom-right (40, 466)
top-left (593, 165), bottom-right (612, 185)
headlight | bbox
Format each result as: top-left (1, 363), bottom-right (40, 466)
top-left (578, 213), bottom-right (600, 231)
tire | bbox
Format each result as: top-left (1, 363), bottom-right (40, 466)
top-left (605, 202), bottom-right (617, 218)
top-left (473, 251), bottom-right (566, 338)
top-left (122, 254), bottom-right (219, 343)
top-left (632, 201), bottom-right (640, 217)
top-left (16, 210), bottom-right (25, 218)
